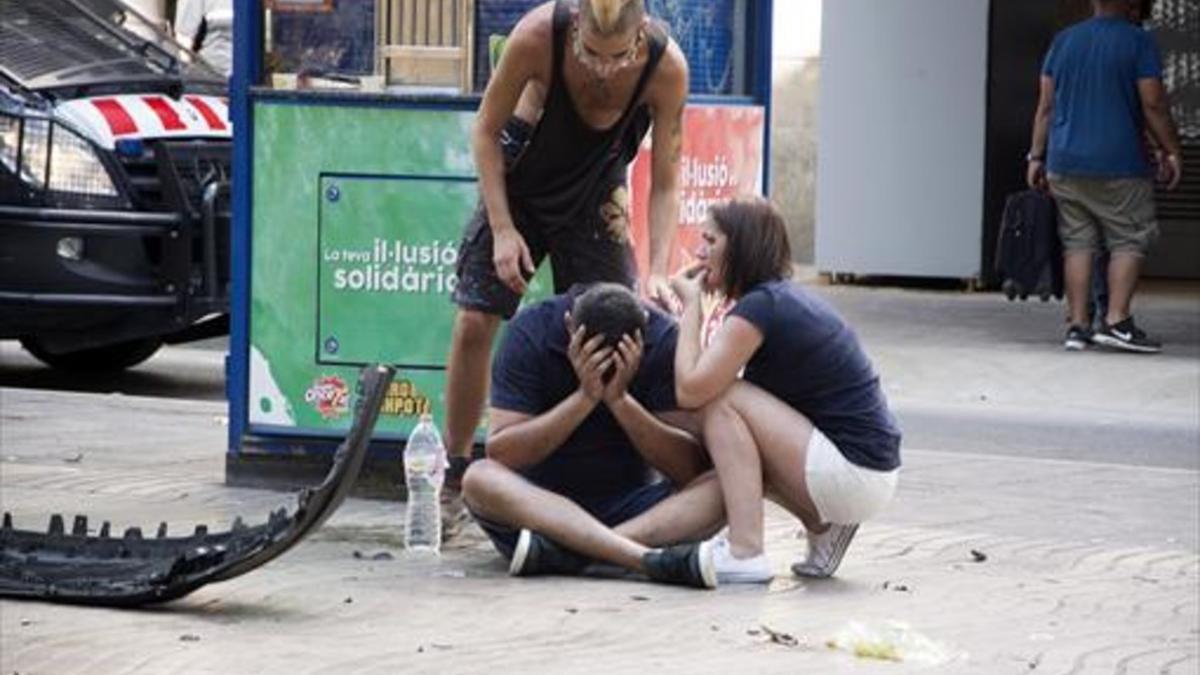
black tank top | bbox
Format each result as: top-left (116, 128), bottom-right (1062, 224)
top-left (503, 0), bottom-right (667, 233)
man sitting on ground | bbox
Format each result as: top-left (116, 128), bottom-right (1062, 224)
top-left (461, 283), bottom-right (724, 588)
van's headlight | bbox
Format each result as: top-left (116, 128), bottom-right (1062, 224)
top-left (47, 124), bottom-right (120, 197)
top-left (0, 114), bottom-right (120, 199)
top-left (1, 113), bottom-right (37, 183)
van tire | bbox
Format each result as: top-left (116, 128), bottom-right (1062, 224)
top-left (19, 337), bottom-right (163, 372)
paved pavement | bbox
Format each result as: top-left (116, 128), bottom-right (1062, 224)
top-left (0, 281), bottom-right (1197, 673)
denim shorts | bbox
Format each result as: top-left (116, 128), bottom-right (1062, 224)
top-left (450, 119), bottom-right (637, 319)
top-left (469, 481), bottom-right (674, 560)
top-left (450, 202), bottom-right (637, 319)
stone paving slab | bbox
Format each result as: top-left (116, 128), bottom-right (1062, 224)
top-left (1, 388), bottom-right (1196, 674)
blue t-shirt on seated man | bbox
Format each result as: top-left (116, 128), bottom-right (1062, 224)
top-left (1042, 15), bottom-right (1163, 177)
top-left (461, 282), bottom-right (726, 590)
top-left (489, 284), bottom-right (679, 503)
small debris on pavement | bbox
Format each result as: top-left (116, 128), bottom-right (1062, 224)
top-left (828, 621), bottom-right (958, 664)
top-left (759, 624), bottom-right (801, 647)
top-left (352, 550), bottom-right (394, 561)
top-left (970, 549), bottom-right (988, 563)
top-left (343, 596), bottom-right (353, 604)
top-left (882, 580), bottom-right (911, 592)
top-left (417, 643), bottom-right (453, 653)
top-left (63, 453), bottom-right (83, 463)
top-left (19, 618), bottom-right (32, 627)
top-left (179, 634), bottom-right (200, 642)
top-left (630, 594), bottom-right (650, 602)
top-left (565, 607), bottom-right (578, 614)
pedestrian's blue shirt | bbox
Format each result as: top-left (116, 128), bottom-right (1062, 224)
top-left (1042, 16), bottom-right (1163, 178)
top-left (489, 291), bottom-right (678, 504)
top-left (728, 280), bottom-right (901, 472)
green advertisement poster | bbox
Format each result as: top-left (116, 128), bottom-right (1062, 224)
top-left (248, 102), bottom-right (550, 440)
top-left (317, 175), bottom-right (474, 369)
top-left (246, 100), bottom-right (761, 445)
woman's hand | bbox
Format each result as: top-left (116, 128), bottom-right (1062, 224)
top-left (669, 263), bottom-right (707, 311)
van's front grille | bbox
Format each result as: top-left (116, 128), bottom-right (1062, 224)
top-left (115, 140), bottom-right (231, 301)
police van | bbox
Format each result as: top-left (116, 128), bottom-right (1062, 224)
top-left (1, 0), bottom-right (230, 370)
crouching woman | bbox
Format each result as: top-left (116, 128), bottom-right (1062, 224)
top-left (671, 197), bottom-right (901, 584)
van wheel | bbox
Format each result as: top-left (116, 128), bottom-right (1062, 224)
top-left (19, 338), bottom-right (163, 372)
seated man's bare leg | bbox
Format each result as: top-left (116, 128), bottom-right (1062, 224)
top-left (613, 470), bottom-right (725, 547)
top-left (461, 458), bottom-right (648, 571)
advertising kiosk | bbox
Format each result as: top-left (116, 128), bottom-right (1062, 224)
top-left (225, 0), bottom-right (775, 491)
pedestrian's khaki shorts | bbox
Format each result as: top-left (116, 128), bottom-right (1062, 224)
top-left (1047, 175), bottom-right (1159, 256)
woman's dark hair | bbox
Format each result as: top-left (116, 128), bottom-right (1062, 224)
top-left (709, 197), bottom-right (793, 298)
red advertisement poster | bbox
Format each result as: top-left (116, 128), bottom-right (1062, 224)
top-left (628, 104), bottom-right (766, 286)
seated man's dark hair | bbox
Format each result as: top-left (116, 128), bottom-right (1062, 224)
top-left (571, 283), bottom-right (647, 349)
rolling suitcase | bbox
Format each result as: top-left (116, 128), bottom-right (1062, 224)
top-left (994, 190), bottom-right (1063, 301)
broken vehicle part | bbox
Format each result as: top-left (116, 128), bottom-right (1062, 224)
top-left (0, 364), bottom-right (394, 607)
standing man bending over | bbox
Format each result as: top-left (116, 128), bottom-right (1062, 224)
top-left (461, 283), bottom-right (723, 588)
top-left (443, 0), bottom-right (689, 507)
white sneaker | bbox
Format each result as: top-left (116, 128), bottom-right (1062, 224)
top-left (710, 535), bottom-right (773, 584)
top-left (792, 523), bottom-right (859, 578)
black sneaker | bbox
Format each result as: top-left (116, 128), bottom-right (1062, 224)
top-left (641, 540), bottom-right (717, 589)
top-left (508, 529), bottom-right (589, 577)
top-left (1063, 325), bottom-right (1092, 351)
top-left (1093, 317), bottom-right (1162, 354)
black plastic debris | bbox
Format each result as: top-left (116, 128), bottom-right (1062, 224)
top-left (0, 364), bottom-right (394, 607)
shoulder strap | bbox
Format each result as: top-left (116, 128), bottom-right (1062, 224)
top-left (550, 0), bottom-right (571, 90)
top-left (626, 20), bottom-right (669, 110)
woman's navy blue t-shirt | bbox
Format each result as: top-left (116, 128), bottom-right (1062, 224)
top-left (728, 280), bottom-right (901, 471)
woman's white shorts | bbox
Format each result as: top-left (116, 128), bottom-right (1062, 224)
top-left (805, 427), bottom-right (898, 525)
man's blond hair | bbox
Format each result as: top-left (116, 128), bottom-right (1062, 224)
top-left (580, 0), bottom-right (645, 36)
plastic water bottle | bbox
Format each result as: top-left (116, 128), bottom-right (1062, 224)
top-left (403, 413), bottom-right (445, 554)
